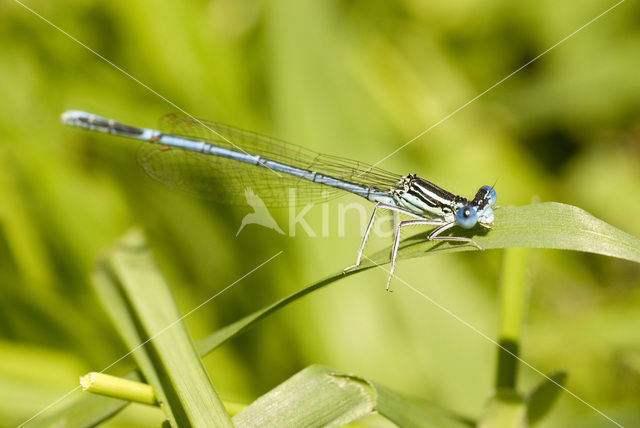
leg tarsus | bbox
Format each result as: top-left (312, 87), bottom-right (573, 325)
top-left (428, 222), bottom-right (484, 250)
top-left (386, 218), bottom-right (444, 291)
top-left (345, 203), bottom-right (429, 274)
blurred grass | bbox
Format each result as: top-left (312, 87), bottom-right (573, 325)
top-left (2, 0), bottom-right (640, 427)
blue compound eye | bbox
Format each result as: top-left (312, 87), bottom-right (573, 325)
top-left (480, 185), bottom-right (497, 206)
top-left (456, 206), bottom-right (478, 229)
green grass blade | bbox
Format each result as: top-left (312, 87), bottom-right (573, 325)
top-left (232, 365), bottom-right (472, 428)
top-left (93, 255), bottom-right (174, 423)
top-left (372, 381), bottom-right (474, 428)
top-left (195, 267), bottom-right (374, 356)
top-left (232, 365), bottom-right (375, 427)
top-left (92, 229), bottom-right (233, 427)
top-left (394, 203), bottom-right (640, 262)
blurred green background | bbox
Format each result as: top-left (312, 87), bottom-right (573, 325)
top-left (1, 0), bottom-right (640, 426)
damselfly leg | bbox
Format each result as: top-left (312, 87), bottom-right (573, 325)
top-left (343, 202), bottom-right (431, 274)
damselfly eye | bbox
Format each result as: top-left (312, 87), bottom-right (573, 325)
top-left (480, 185), bottom-right (497, 206)
top-left (456, 206), bottom-right (478, 229)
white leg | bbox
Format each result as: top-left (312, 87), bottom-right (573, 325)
top-left (428, 222), bottom-right (483, 250)
top-left (386, 218), bottom-right (444, 291)
top-left (344, 203), bottom-right (427, 273)
top-left (343, 204), bottom-right (380, 272)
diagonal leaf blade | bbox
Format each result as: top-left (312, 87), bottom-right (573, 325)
top-left (92, 229), bottom-right (233, 427)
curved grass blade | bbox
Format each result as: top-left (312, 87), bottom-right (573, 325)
top-left (199, 202), bottom-right (640, 355)
top-left (195, 266), bottom-right (375, 356)
top-left (395, 202), bottom-right (640, 262)
top-left (232, 364), bottom-right (473, 428)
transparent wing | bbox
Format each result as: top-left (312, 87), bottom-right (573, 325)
top-left (137, 114), bottom-right (401, 207)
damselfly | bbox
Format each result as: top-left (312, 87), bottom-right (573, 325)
top-left (61, 110), bottom-right (497, 290)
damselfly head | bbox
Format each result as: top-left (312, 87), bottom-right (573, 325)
top-left (472, 185), bottom-right (497, 207)
top-left (480, 185), bottom-right (497, 206)
top-left (467, 185), bottom-right (497, 228)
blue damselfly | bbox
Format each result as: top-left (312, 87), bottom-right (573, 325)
top-left (61, 110), bottom-right (497, 289)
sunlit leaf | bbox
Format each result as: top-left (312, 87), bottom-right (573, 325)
top-left (232, 365), bottom-right (472, 428)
